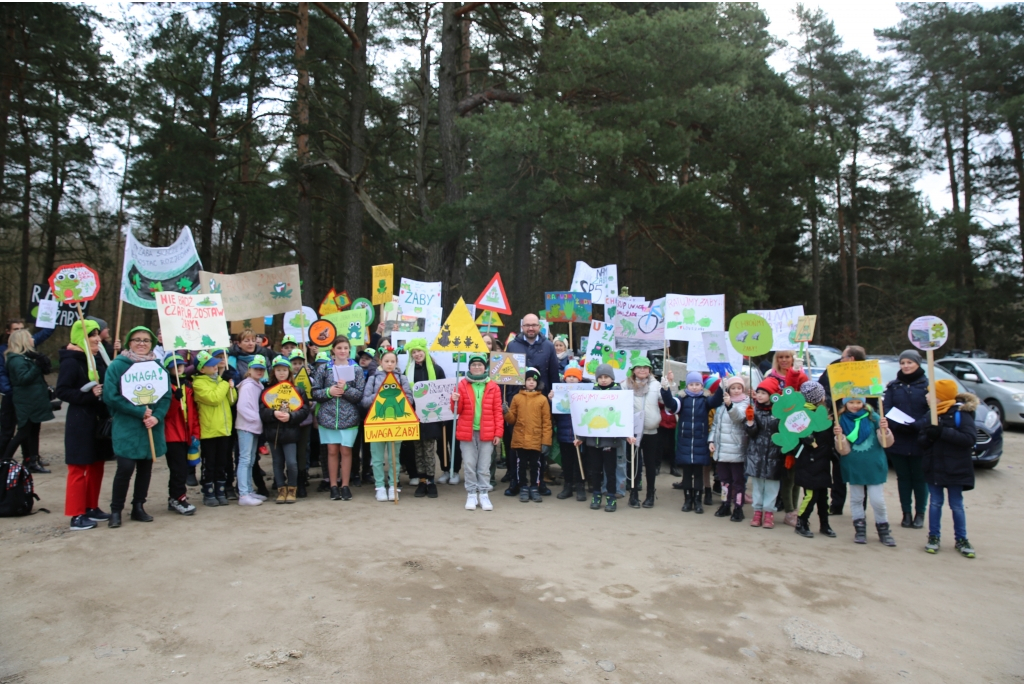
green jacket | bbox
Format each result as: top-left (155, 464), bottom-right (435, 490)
top-left (103, 355), bottom-right (171, 460)
top-left (6, 353), bottom-right (54, 428)
top-left (192, 372), bottom-right (236, 438)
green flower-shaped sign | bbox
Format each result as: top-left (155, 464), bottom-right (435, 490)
top-left (728, 313), bottom-right (772, 357)
top-left (770, 387), bottom-right (832, 452)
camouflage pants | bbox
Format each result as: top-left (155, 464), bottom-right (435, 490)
top-left (414, 440), bottom-right (436, 479)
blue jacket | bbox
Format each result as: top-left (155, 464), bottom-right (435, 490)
top-left (882, 370), bottom-right (931, 456)
top-left (661, 386), bottom-right (723, 466)
top-left (553, 409), bottom-right (575, 443)
top-left (0, 327), bottom-right (55, 395)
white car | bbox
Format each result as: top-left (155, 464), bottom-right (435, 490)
top-left (937, 358), bottom-right (1024, 428)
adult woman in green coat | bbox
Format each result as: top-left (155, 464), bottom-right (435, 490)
top-left (2, 329), bottom-right (55, 470)
top-left (103, 326), bottom-right (171, 528)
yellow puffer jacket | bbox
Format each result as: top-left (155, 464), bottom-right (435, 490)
top-left (192, 373), bottom-right (237, 438)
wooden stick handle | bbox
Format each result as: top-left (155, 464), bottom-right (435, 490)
top-left (148, 426), bottom-right (156, 462)
top-left (927, 349), bottom-right (938, 426)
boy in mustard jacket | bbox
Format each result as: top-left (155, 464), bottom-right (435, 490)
top-left (504, 367), bottom-right (552, 503)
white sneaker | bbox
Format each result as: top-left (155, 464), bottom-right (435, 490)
top-left (252, 493), bottom-right (267, 502)
top-left (465, 493), bottom-right (478, 510)
top-left (387, 486), bottom-right (396, 501)
top-left (238, 494), bottom-right (262, 506)
top-left (450, 474), bottom-right (460, 485)
top-left (437, 472), bottom-right (450, 484)
top-left (409, 478), bottom-right (420, 486)
top-left (375, 487), bottom-right (388, 502)
top-left (479, 493), bottom-right (493, 511)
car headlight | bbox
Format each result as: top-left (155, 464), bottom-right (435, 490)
top-left (1012, 393), bottom-right (1024, 402)
top-left (984, 411), bottom-right (999, 430)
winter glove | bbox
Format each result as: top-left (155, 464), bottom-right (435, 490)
top-left (502, 401), bottom-right (509, 414)
top-left (172, 386), bottom-right (184, 402)
top-left (541, 445), bottom-right (550, 457)
top-left (926, 425), bottom-right (942, 441)
top-left (745, 405), bottom-right (755, 422)
top-left (785, 454), bottom-right (795, 469)
top-left (190, 436), bottom-right (200, 452)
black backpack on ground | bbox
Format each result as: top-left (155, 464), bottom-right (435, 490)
top-left (0, 459), bottom-right (47, 517)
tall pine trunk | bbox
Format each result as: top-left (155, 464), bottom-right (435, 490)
top-left (295, 2), bottom-right (318, 306)
top-left (342, 4), bottom-right (368, 299)
top-left (197, 6), bottom-right (229, 267)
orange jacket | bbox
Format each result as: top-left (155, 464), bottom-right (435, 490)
top-left (504, 390), bottom-right (552, 451)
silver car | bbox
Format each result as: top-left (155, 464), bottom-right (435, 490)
top-left (936, 358), bottom-right (1024, 428)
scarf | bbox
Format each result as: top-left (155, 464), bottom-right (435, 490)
top-left (896, 367), bottom-right (925, 384)
top-left (839, 408), bottom-right (871, 446)
top-left (122, 348), bottom-right (157, 363)
top-left (403, 338), bottom-right (436, 380)
top-left (684, 386), bottom-right (703, 398)
top-left (556, 350), bottom-right (570, 362)
top-left (934, 379), bottom-right (959, 416)
top-left (629, 375), bottom-right (651, 397)
top-left (467, 370), bottom-right (489, 382)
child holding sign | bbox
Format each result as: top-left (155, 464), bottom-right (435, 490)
top-left (311, 336), bottom-right (366, 501)
top-left (553, 363), bottom-right (585, 502)
top-left (451, 353), bottom-right (504, 511)
top-left (193, 350), bottom-right (237, 507)
top-left (834, 396), bottom-right (896, 546)
top-left (744, 378), bottom-right (784, 528)
top-left (361, 350), bottom-right (413, 501)
top-left (260, 356), bottom-right (311, 504)
top-left (661, 370), bottom-right (724, 514)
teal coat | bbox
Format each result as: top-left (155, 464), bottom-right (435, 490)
top-left (6, 353), bottom-right (54, 427)
top-left (839, 412), bottom-right (889, 486)
top-left (103, 355), bottom-right (171, 460)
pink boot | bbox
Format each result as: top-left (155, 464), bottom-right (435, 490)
top-left (750, 510), bottom-right (763, 527)
top-left (763, 511), bottom-right (775, 529)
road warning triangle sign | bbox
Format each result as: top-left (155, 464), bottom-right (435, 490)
top-left (474, 273), bottom-right (511, 315)
top-left (430, 298), bottom-right (487, 354)
top-left (364, 371), bottom-right (420, 442)
top-left (294, 367), bottom-right (312, 397)
top-left (475, 310), bottom-right (503, 327)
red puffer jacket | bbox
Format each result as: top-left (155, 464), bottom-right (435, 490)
top-left (164, 383), bottom-right (200, 444)
top-left (451, 377), bottom-right (504, 442)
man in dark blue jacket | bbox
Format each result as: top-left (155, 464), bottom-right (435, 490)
top-left (1, 319), bottom-right (55, 467)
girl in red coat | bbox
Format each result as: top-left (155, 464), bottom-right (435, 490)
top-left (450, 354), bottom-right (503, 511)
top-left (163, 354), bottom-right (201, 515)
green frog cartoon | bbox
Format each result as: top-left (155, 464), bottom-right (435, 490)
top-left (133, 383), bottom-right (157, 405)
top-left (374, 381), bottom-right (407, 419)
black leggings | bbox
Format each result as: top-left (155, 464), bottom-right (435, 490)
top-left (678, 463), bottom-right (701, 491)
top-left (110, 456), bottom-right (153, 511)
top-left (799, 487), bottom-right (830, 528)
top-left (200, 436), bottom-right (233, 485)
top-left (165, 442), bottom-right (189, 500)
top-left (2, 420), bottom-right (40, 462)
top-left (560, 441), bottom-right (583, 485)
top-left (628, 434), bottom-right (660, 493)
top-left (586, 445), bottom-right (617, 497)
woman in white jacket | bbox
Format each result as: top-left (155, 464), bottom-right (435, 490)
top-left (709, 375), bottom-right (750, 521)
top-left (625, 358), bottom-right (663, 509)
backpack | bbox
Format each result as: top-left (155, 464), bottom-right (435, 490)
top-left (0, 459), bottom-right (47, 517)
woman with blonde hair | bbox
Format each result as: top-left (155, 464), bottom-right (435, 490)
top-left (2, 329), bottom-right (55, 473)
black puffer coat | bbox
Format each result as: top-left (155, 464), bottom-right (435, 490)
top-left (259, 386), bottom-right (311, 445)
top-left (919, 393), bottom-right (977, 491)
top-left (744, 404), bottom-right (783, 480)
top-left (794, 425), bottom-right (834, 489)
top-left (883, 370), bottom-right (931, 456)
top-left (55, 348), bottom-right (113, 465)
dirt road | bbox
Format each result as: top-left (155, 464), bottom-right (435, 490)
top-left (1, 422), bottom-right (1022, 683)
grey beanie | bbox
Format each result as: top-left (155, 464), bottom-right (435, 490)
top-left (800, 381), bottom-right (826, 405)
top-left (87, 316), bottom-right (108, 331)
top-left (899, 349), bottom-right (923, 365)
top-left (595, 363), bottom-right (615, 380)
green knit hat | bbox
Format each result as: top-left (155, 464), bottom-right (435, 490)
top-left (70, 319), bottom-right (100, 350)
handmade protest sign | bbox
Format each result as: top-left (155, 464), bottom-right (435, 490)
top-left (229, 318), bottom-right (265, 335)
top-left (34, 300), bottom-right (58, 330)
top-left (728, 313), bottom-right (773, 358)
top-left (908, 315), bottom-right (949, 425)
top-left (350, 298), bottom-right (374, 326)
top-left (613, 297), bottom-right (665, 350)
top-left (664, 294), bottom-right (725, 342)
top-left (430, 298), bottom-right (487, 354)
top-left (474, 273), bottom-right (511, 315)
top-left (294, 367), bottom-right (312, 397)
top-left (283, 307), bottom-right (317, 342)
top-left (581, 319), bottom-right (644, 382)
top-left (770, 386), bottom-right (832, 453)
top-left (120, 227), bottom-right (202, 308)
top-left (398, 277), bottom-right (442, 309)
top-left (308, 320), bottom-right (336, 347)
top-left (570, 262), bottom-right (618, 306)
top-left (364, 372), bottom-right (420, 442)
top-left (262, 381), bottom-right (305, 411)
top-left (747, 305), bottom-right (805, 351)
top-left (372, 264), bottom-right (394, 305)
top-left (200, 265), bottom-right (301, 320)
top-left (323, 309), bottom-right (368, 346)
top-left (120, 360), bottom-right (169, 461)
top-left (49, 263), bottom-right (100, 306)
top-left (156, 292), bottom-right (230, 350)
top-left (318, 289), bottom-right (343, 315)
top-left (489, 352), bottom-right (526, 385)
top-left (544, 292), bottom-right (592, 323)
top-left (828, 360), bottom-right (884, 401)
top-left (475, 310), bottom-right (502, 333)
top-left (411, 377), bottom-right (457, 423)
top-left (551, 383), bottom-right (574, 414)
top-left (688, 330), bottom-right (743, 376)
top-left (31, 284), bottom-right (87, 327)
top-left (569, 389), bottom-right (633, 438)
top-left (793, 315), bottom-right (817, 343)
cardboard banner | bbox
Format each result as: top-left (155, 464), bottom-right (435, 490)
top-left (398, 277), bottom-right (442, 309)
top-left (119, 361), bottom-right (169, 406)
top-left (664, 293), bottom-right (725, 342)
top-left (262, 381), bottom-right (305, 411)
top-left (430, 298), bottom-right (487, 354)
top-left (793, 315), bottom-right (817, 343)
top-left (474, 272), bottom-right (511, 315)
top-left (728, 313), bottom-right (773, 358)
top-left (551, 383), bottom-right (574, 414)
top-left (613, 297), bottom-right (665, 351)
top-left (229, 318), bottom-right (266, 335)
top-left (31, 283), bottom-right (87, 327)
top-left (323, 309), bottom-right (367, 346)
top-left (544, 292), bottom-right (592, 323)
top-left (49, 263), bottom-right (100, 305)
top-left (156, 292), bottom-right (230, 351)
top-left (372, 264), bottom-right (394, 305)
top-left (569, 388), bottom-right (633, 438)
top-left (570, 262), bottom-right (618, 306)
top-left (688, 330), bottom-right (743, 374)
top-left (828, 360), bottom-right (884, 401)
top-left (283, 307), bottom-right (318, 342)
top-left (489, 352), bottom-right (526, 385)
top-left (364, 371), bottom-right (420, 442)
top-left (120, 227), bottom-right (202, 309)
top-left (199, 265), bottom-right (301, 321)
top-left (747, 305), bottom-right (806, 351)
top-left (411, 377), bottom-right (457, 423)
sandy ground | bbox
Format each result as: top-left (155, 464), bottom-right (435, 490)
top-left (1, 416), bottom-right (1023, 684)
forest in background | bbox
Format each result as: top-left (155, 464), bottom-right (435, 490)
top-left (0, 2), bottom-right (1022, 355)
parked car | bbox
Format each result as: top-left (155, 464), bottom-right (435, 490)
top-left (804, 345), bottom-right (842, 382)
top-left (936, 358), bottom-right (1024, 429)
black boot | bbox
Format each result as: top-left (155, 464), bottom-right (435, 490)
top-left (794, 517), bottom-right (814, 538)
top-left (628, 489), bottom-right (640, 508)
top-left (575, 483), bottom-right (587, 502)
top-left (642, 488), bottom-right (655, 508)
top-left (681, 490), bottom-right (694, 512)
top-left (202, 483), bottom-right (218, 507)
top-left (853, 518), bottom-right (867, 544)
top-left (714, 502), bottom-right (732, 518)
top-left (693, 491), bottom-right (704, 514)
top-left (876, 522), bottom-right (897, 547)
top-left (215, 481), bottom-right (228, 506)
top-left (557, 482), bottom-right (575, 499)
top-left (186, 469), bottom-right (199, 487)
top-left (130, 502), bottom-right (154, 522)
top-left (730, 505), bottom-right (745, 522)
top-left (703, 487), bottom-right (714, 506)
top-left (296, 483), bottom-right (307, 498)
top-left (23, 456), bottom-right (50, 474)
top-left (911, 512), bottom-right (925, 529)
top-left (900, 512), bottom-right (913, 528)
top-left (108, 511), bottom-right (122, 528)
top-left (224, 483), bottom-right (238, 501)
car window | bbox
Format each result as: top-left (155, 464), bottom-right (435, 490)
top-left (944, 362), bottom-right (977, 380)
top-left (808, 349), bottom-right (840, 368)
top-left (976, 362), bottom-right (1024, 383)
